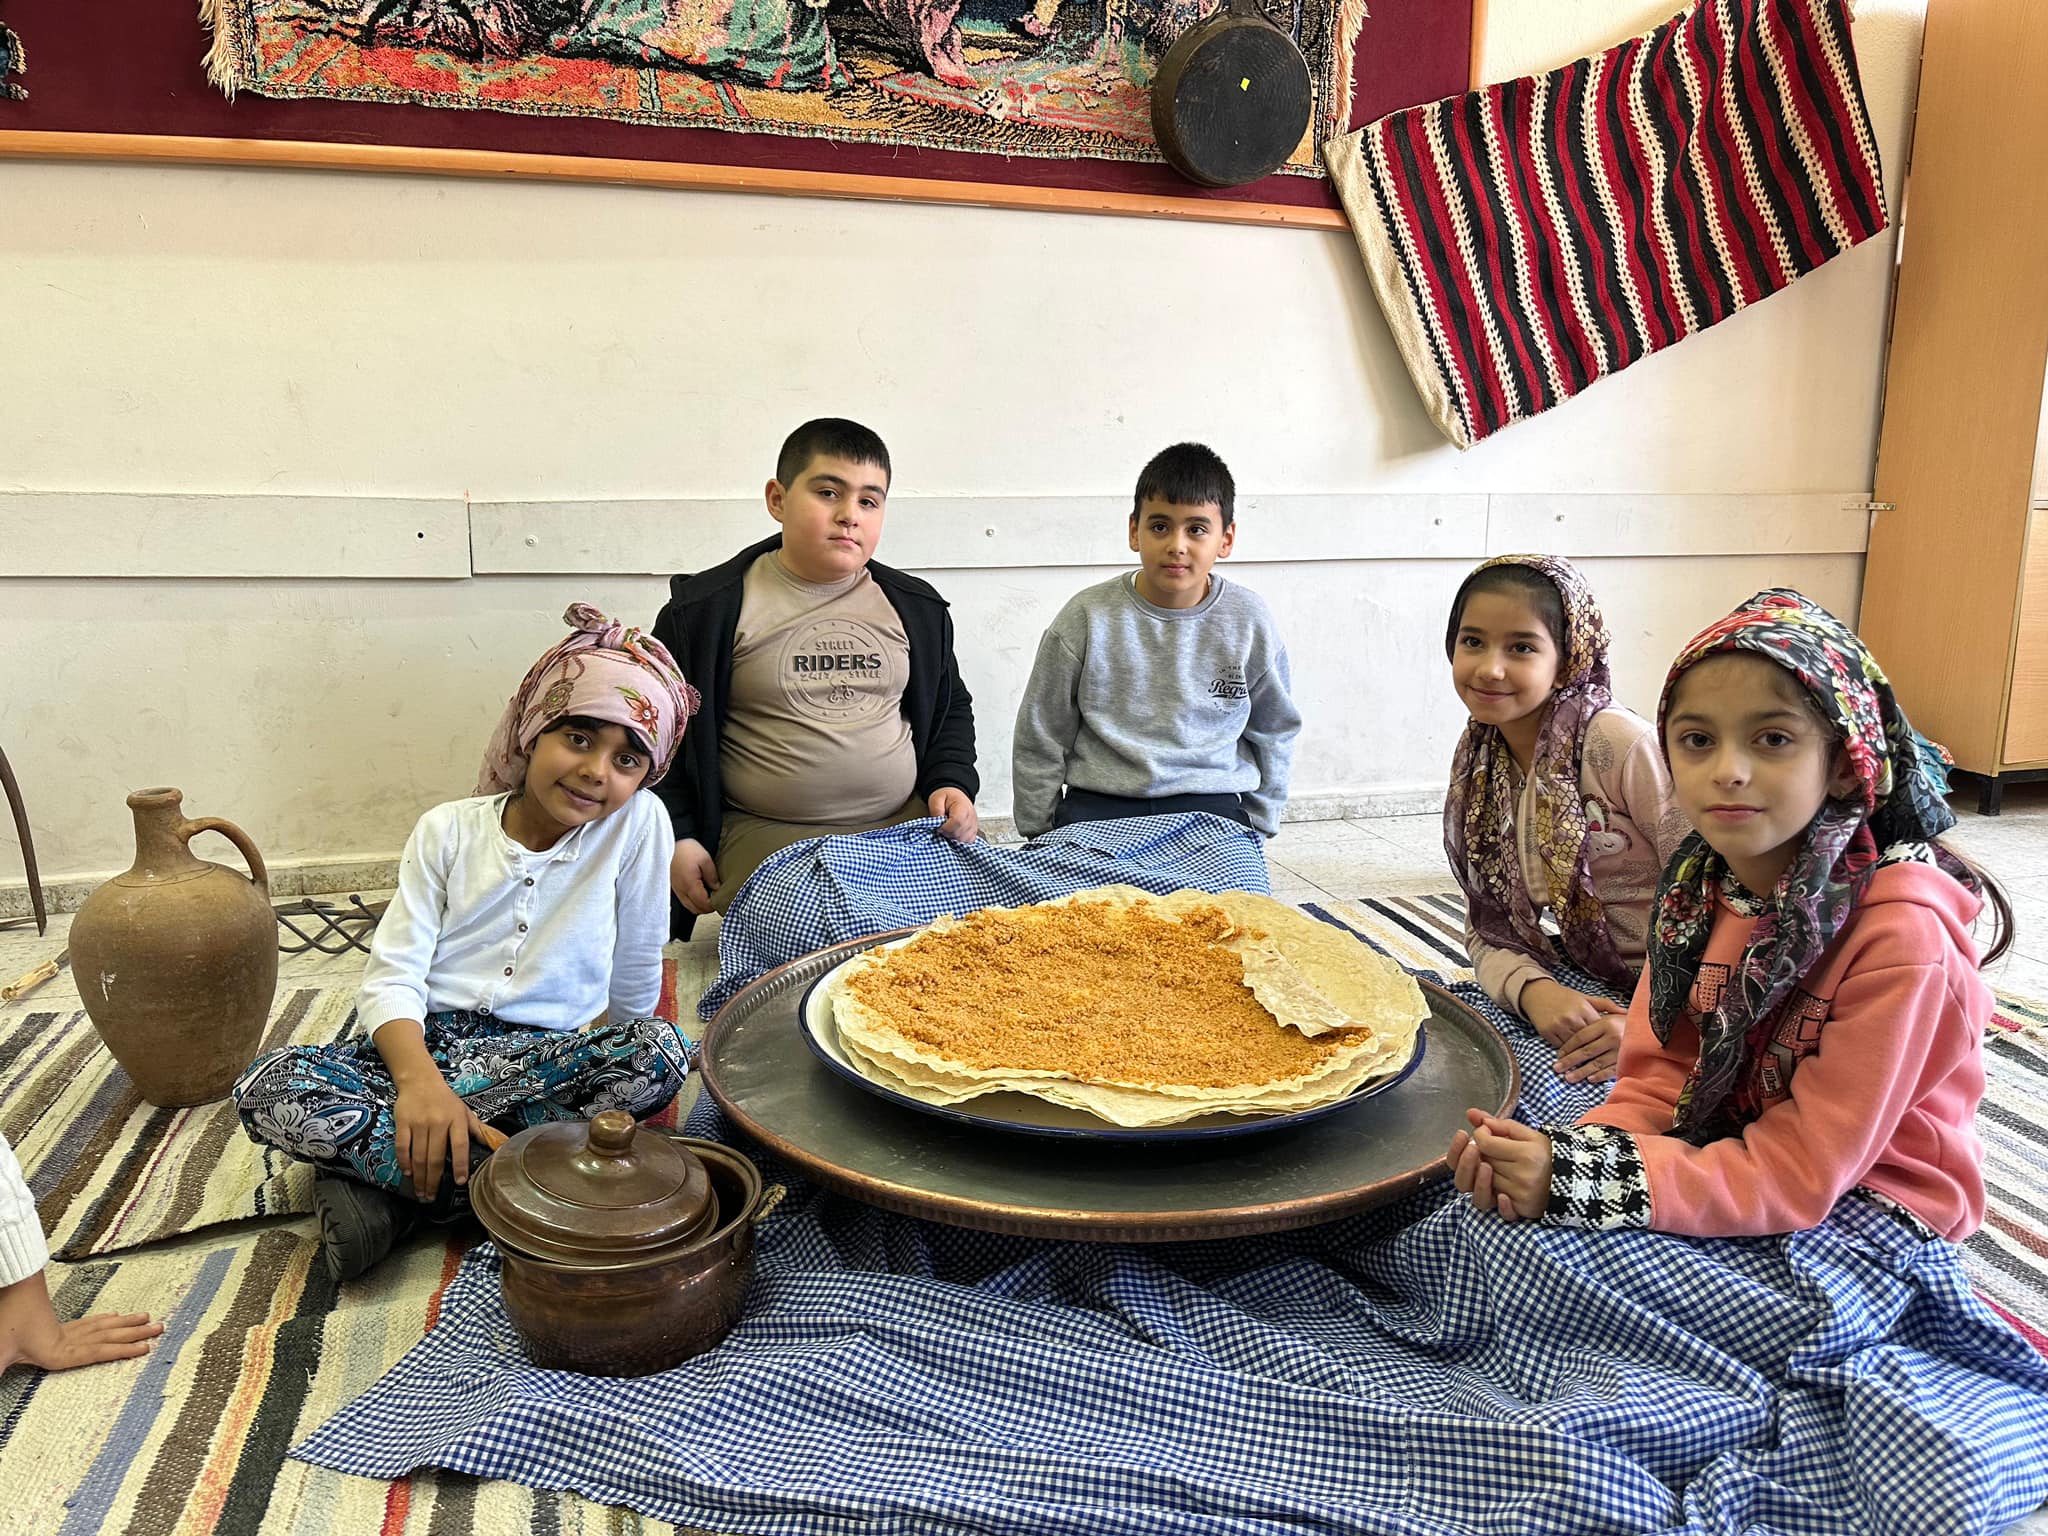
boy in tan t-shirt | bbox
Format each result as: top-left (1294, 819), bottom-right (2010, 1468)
top-left (650, 419), bottom-right (980, 934)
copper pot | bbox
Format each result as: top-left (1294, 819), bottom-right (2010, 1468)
top-left (470, 1110), bottom-right (765, 1377)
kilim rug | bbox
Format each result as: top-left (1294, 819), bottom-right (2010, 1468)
top-left (1318, 889), bottom-right (2048, 1357)
top-left (6, 987), bottom-right (353, 1262)
top-left (1325, 0), bottom-right (1887, 446)
top-left (5, 945), bottom-right (721, 1262)
top-left (0, 941), bottom-right (720, 1536)
top-left (0, 1226), bottom-right (726, 1534)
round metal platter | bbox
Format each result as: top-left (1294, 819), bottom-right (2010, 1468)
top-left (796, 952), bottom-right (1427, 1142)
top-left (699, 929), bottom-right (1518, 1242)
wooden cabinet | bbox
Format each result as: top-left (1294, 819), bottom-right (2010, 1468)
top-left (1860, 0), bottom-right (2048, 814)
top-left (2010, 502), bottom-right (2048, 767)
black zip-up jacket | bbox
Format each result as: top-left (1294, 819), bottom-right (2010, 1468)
top-left (650, 535), bottom-right (979, 916)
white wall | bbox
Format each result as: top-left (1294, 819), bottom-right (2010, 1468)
top-left (0, 0), bottom-right (1925, 896)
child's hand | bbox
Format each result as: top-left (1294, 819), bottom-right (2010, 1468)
top-left (927, 788), bottom-right (979, 843)
top-left (391, 1073), bottom-right (494, 1200)
top-left (671, 838), bottom-right (720, 915)
top-left (0, 1271), bottom-right (162, 1376)
top-left (1447, 1109), bottom-right (1552, 1220)
top-left (1555, 1009), bottom-right (1624, 1083)
top-left (1522, 980), bottom-right (1626, 1049)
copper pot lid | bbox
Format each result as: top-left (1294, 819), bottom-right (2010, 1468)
top-left (471, 1109), bottom-right (715, 1266)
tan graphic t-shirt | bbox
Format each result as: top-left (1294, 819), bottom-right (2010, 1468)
top-left (721, 553), bottom-right (918, 824)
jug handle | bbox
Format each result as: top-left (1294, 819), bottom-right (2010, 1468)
top-left (183, 817), bottom-right (270, 898)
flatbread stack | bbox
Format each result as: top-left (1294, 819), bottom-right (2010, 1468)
top-left (819, 886), bottom-right (1427, 1127)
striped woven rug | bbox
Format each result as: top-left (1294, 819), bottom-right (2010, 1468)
top-left (1315, 890), bottom-right (2048, 1355)
top-left (0, 1226), bottom-right (713, 1534)
top-left (0, 946), bottom-right (726, 1536)
top-left (5, 987), bottom-right (352, 1262)
top-left (5, 945), bottom-right (722, 1263)
top-left (1, 916), bottom-right (2037, 1532)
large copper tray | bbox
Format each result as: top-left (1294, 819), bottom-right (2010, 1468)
top-left (698, 929), bottom-right (1518, 1242)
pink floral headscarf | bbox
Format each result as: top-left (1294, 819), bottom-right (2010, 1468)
top-left (476, 604), bottom-right (699, 795)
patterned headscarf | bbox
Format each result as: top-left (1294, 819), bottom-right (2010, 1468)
top-left (476, 604), bottom-right (699, 795)
top-left (1442, 555), bottom-right (1635, 991)
top-left (1649, 589), bottom-right (1972, 1141)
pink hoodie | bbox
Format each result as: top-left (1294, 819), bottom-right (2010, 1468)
top-left (1579, 861), bottom-right (1992, 1240)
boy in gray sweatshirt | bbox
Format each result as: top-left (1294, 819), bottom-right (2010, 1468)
top-left (1011, 443), bottom-right (1302, 838)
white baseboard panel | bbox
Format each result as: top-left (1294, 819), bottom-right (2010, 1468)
top-left (0, 855), bottom-right (409, 922)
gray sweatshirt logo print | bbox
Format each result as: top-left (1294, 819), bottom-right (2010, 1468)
top-left (1207, 667), bottom-right (1250, 700)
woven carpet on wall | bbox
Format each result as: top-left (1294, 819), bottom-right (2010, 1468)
top-left (200, 0), bottom-right (1399, 173)
top-left (1, 19), bottom-right (25, 99)
top-left (1325, 0), bottom-right (1888, 447)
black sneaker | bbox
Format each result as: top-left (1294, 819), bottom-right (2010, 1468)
top-left (312, 1177), bottom-right (420, 1282)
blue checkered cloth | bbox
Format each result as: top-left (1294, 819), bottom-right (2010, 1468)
top-left (697, 813), bottom-right (1273, 1020)
top-left (295, 1086), bottom-right (2048, 1536)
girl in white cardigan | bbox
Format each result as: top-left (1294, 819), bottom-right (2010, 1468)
top-left (233, 605), bottom-right (701, 1281)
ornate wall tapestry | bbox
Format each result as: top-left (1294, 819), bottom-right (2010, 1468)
top-left (0, 0), bottom-right (1472, 221)
top-left (200, 0), bottom-right (1384, 175)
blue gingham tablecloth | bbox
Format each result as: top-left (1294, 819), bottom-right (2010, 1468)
top-left (697, 813), bottom-right (1274, 1019)
top-left (294, 1083), bottom-right (2048, 1536)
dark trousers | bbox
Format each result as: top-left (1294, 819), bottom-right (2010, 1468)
top-left (1051, 787), bottom-right (1253, 830)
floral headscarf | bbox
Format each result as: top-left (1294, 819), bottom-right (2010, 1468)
top-left (1443, 555), bottom-right (1634, 991)
top-left (1649, 589), bottom-right (1972, 1141)
top-left (477, 604), bottom-right (700, 795)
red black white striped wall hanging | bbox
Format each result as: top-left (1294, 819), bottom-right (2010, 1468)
top-left (1325, 0), bottom-right (1886, 449)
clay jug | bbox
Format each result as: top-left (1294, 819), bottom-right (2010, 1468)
top-left (70, 788), bottom-right (279, 1107)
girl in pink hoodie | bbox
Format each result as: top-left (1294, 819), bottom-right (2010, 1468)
top-left (1451, 589), bottom-right (2012, 1241)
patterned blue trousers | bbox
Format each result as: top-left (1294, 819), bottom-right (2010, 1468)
top-left (233, 1010), bottom-right (690, 1214)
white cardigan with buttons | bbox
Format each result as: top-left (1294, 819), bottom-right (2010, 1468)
top-left (356, 791), bottom-right (672, 1040)
top-left (1, 1133), bottom-right (49, 1288)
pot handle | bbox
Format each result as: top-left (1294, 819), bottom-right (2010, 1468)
top-left (183, 817), bottom-right (270, 898)
top-left (752, 1184), bottom-right (788, 1225)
